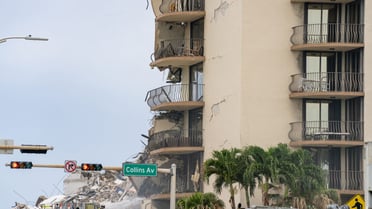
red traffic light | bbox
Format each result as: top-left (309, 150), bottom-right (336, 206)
top-left (10, 161), bottom-right (33, 169)
top-left (81, 163), bottom-right (102, 171)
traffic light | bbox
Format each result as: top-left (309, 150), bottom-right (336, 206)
top-left (81, 163), bottom-right (103, 171)
top-left (10, 161), bottom-right (33, 169)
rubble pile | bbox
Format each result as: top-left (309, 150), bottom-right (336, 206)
top-left (77, 170), bottom-right (137, 203)
top-left (13, 170), bottom-right (140, 209)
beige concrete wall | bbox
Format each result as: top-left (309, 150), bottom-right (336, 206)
top-left (364, 0), bottom-right (372, 144)
top-left (364, 1), bottom-right (372, 204)
top-left (203, 0), bottom-right (243, 158)
top-left (202, 0), bottom-right (303, 206)
top-left (240, 1), bottom-right (302, 149)
top-left (202, 0), bottom-right (243, 203)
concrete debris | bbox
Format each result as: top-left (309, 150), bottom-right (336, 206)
top-left (14, 170), bottom-right (140, 209)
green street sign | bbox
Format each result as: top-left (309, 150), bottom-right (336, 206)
top-left (123, 163), bottom-right (157, 176)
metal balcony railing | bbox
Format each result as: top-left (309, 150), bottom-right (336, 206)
top-left (153, 38), bottom-right (204, 60)
top-left (289, 121), bottom-right (363, 141)
top-left (289, 72), bottom-right (363, 93)
top-left (327, 170), bottom-right (363, 191)
top-left (148, 129), bottom-right (202, 152)
top-left (159, 0), bottom-right (204, 14)
top-left (290, 23), bottom-right (364, 45)
top-left (157, 174), bottom-right (200, 194)
top-left (145, 84), bottom-right (204, 108)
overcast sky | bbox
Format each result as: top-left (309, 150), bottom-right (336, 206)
top-left (0, 1), bottom-right (164, 207)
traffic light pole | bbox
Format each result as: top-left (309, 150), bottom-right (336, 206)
top-left (5, 162), bottom-right (177, 209)
top-left (5, 163), bottom-right (123, 170)
top-left (5, 163), bottom-right (63, 169)
top-left (158, 164), bottom-right (176, 209)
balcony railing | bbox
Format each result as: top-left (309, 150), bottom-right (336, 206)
top-left (145, 83), bottom-right (203, 108)
top-left (153, 38), bottom-right (204, 60)
top-left (289, 121), bottom-right (363, 141)
top-left (148, 129), bottom-right (202, 152)
top-left (327, 170), bottom-right (363, 191)
top-left (159, 0), bottom-right (204, 14)
top-left (291, 23), bottom-right (364, 45)
top-left (289, 72), bottom-right (363, 93)
top-left (154, 174), bottom-right (200, 195)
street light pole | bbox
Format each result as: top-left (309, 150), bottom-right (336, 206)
top-left (0, 35), bottom-right (48, 44)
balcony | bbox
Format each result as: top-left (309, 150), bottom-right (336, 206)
top-left (327, 170), bottom-right (363, 194)
top-left (289, 72), bottom-right (364, 99)
top-left (145, 84), bottom-right (204, 111)
top-left (291, 0), bottom-right (356, 3)
top-left (151, 174), bottom-right (198, 200)
top-left (150, 38), bottom-right (204, 69)
top-left (156, 0), bottom-right (205, 22)
top-left (148, 129), bottom-right (203, 155)
top-left (289, 121), bottom-right (363, 148)
top-left (290, 23), bottom-right (364, 51)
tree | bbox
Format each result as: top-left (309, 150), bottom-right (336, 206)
top-left (287, 148), bottom-right (325, 209)
top-left (204, 148), bottom-right (241, 209)
top-left (238, 146), bottom-right (268, 207)
top-left (265, 144), bottom-right (326, 209)
top-left (266, 143), bottom-right (298, 206)
top-left (203, 144), bottom-right (326, 209)
top-left (177, 192), bottom-right (225, 209)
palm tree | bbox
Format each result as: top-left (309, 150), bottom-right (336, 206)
top-left (288, 148), bottom-right (325, 209)
top-left (203, 145), bottom-right (326, 209)
top-left (266, 144), bottom-right (326, 209)
top-left (266, 143), bottom-right (297, 206)
top-left (238, 146), bottom-right (268, 207)
top-left (204, 148), bottom-right (241, 209)
top-left (177, 192), bottom-right (225, 209)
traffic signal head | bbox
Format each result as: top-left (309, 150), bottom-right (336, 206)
top-left (10, 161), bottom-right (33, 169)
top-left (81, 163), bottom-right (102, 171)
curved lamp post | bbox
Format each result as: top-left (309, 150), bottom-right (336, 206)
top-left (0, 35), bottom-right (48, 44)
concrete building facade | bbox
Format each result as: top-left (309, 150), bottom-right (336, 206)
top-left (144, 0), bottom-right (371, 208)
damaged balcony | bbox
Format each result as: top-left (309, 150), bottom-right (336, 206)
top-left (148, 129), bottom-right (203, 155)
top-left (289, 121), bottom-right (363, 148)
top-left (145, 84), bottom-right (204, 111)
top-left (152, 0), bottom-right (205, 22)
top-left (150, 173), bottom-right (200, 200)
top-left (150, 38), bottom-right (204, 69)
top-left (290, 23), bottom-right (364, 51)
top-left (289, 72), bottom-right (364, 99)
top-left (157, 1), bottom-right (204, 22)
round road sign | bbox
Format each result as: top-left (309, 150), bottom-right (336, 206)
top-left (64, 160), bottom-right (77, 173)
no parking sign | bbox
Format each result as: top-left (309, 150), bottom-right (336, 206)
top-left (64, 160), bottom-right (77, 173)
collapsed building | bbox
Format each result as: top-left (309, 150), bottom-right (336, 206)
top-left (13, 170), bottom-right (141, 209)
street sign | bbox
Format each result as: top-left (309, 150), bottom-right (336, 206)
top-left (346, 194), bottom-right (365, 209)
top-left (123, 163), bottom-right (157, 176)
top-left (64, 160), bottom-right (77, 173)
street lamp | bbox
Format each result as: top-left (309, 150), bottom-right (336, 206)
top-left (0, 35), bottom-right (48, 44)
top-left (0, 139), bottom-right (53, 154)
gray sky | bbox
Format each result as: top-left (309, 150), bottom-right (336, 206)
top-left (0, 1), bottom-right (163, 207)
